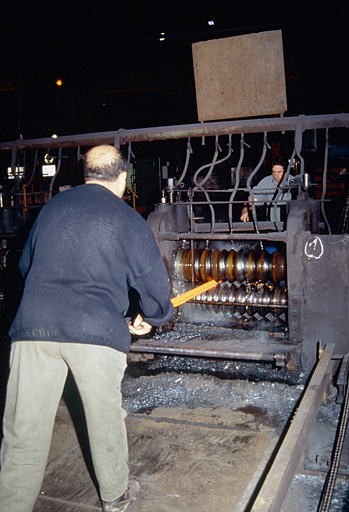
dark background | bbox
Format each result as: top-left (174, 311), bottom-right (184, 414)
top-left (1, 0), bottom-right (348, 142)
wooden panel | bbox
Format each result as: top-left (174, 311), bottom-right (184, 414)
top-left (192, 30), bottom-right (287, 122)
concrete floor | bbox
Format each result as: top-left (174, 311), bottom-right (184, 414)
top-left (0, 344), bottom-right (347, 512)
top-left (33, 397), bottom-right (280, 511)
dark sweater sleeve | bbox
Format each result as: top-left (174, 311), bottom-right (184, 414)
top-left (125, 215), bottom-right (174, 326)
top-left (131, 253), bottom-right (175, 326)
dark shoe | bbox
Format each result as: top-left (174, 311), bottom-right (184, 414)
top-left (102, 477), bottom-right (141, 512)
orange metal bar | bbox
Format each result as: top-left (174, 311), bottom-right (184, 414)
top-left (171, 280), bottom-right (220, 308)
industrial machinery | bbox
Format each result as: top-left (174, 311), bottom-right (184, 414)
top-left (142, 178), bottom-right (348, 370)
top-left (0, 113), bottom-right (348, 369)
top-left (130, 115), bottom-right (349, 370)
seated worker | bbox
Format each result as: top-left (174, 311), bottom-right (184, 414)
top-left (240, 157), bottom-right (292, 223)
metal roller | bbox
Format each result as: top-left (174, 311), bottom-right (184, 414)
top-left (271, 251), bottom-right (286, 284)
top-left (256, 249), bottom-right (272, 283)
top-left (272, 285), bottom-right (288, 316)
top-left (226, 249), bottom-right (236, 283)
top-left (219, 249), bottom-right (229, 282)
top-left (174, 248), bottom-right (286, 285)
top-left (256, 284), bottom-right (273, 316)
top-left (246, 285), bottom-right (259, 316)
top-left (185, 281), bottom-right (288, 317)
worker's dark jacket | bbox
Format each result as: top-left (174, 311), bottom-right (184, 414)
top-left (9, 184), bottom-right (174, 353)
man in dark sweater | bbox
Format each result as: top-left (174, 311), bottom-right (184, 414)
top-left (0, 145), bottom-right (174, 512)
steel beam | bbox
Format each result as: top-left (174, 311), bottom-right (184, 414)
top-left (159, 229), bottom-right (287, 241)
top-left (130, 335), bottom-right (298, 365)
top-left (0, 114), bottom-right (348, 151)
top-left (249, 343), bottom-right (335, 512)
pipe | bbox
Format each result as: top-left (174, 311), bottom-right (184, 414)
top-left (1, 114), bottom-right (348, 150)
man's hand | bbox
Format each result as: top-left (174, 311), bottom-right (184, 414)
top-left (240, 206), bottom-right (250, 222)
top-left (128, 314), bottom-right (152, 336)
top-left (240, 198), bottom-right (259, 222)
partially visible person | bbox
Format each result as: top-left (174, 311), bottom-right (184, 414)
top-left (240, 157), bottom-right (292, 223)
top-left (0, 145), bottom-right (174, 512)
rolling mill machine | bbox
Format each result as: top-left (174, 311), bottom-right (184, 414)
top-left (131, 114), bottom-right (349, 370)
top-left (0, 113), bottom-right (348, 369)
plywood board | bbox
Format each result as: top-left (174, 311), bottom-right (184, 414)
top-left (192, 30), bottom-right (287, 121)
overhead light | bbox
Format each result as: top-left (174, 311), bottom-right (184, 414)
top-left (7, 167), bottom-right (24, 179)
top-left (42, 165), bottom-right (56, 177)
top-left (51, 133), bottom-right (58, 139)
top-left (208, 20), bottom-right (215, 26)
top-left (44, 153), bottom-right (54, 164)
top-left (159, 32), bottom-right (165, 41)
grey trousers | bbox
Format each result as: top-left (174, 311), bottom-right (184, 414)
top-left (0, 341), bottom-right (129, 512)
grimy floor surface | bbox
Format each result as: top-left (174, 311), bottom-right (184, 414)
top-left (33, 399), bottom-right (279, 512)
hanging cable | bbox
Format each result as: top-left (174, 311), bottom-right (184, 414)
top-left (193, 135), bottom-right (232, 189)
top-left (48, 148), bottom-right (62, 200)
top-left (294, 115), bottom-right (305, 178)
top-left (240, 132), bottom-right (270, 233)
top-left (192, 136), bottom-right (220, 189)
top-left (228, 133), bottom-right (249, 230)
top-left (9, 143), bottom-right (24, 194)
top-left (192, 135), bottom-right (233, 233)
top-left (21, 150), bottom-right (38, 191)
top-left (176, 138), bottom-right (192, 187)
top-left (126, 142), bottom-right (135, 170)
top-left (192, 137), bottom-right (219, 233)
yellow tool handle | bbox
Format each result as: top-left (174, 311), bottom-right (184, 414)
top-left (171, 280), bottom-right (220, 308)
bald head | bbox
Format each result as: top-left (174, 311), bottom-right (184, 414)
top-left (84, 145), bottom-right (126, 182)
